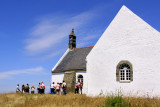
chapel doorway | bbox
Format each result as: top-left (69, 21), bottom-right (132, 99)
top-left (77, 75), bottom-right (83, 83)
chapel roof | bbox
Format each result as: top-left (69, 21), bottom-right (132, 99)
top-left (52, 46), bottom-right (93, 73)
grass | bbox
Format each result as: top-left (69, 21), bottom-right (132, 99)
top-left (0, 93), bottom-right (105, 107)
top-left (104, 96), bottom-right (131, 107)
top-left (0, 93), bottom-right (160, 107)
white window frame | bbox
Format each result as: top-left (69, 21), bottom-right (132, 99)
top-left (119, 68), bottom-right (131, 82)
top-left (77, 75), bottom-right (83, 83)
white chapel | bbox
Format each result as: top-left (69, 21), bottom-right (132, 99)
top-left (52, 5), bottom-right (160, 97)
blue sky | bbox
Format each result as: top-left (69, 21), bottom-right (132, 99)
top-left (0, 0), bottom-right (159, 93)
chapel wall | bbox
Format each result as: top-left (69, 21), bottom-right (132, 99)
top-left (86, 6), bottom-right (160, 97)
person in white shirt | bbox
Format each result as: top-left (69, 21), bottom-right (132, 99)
top-left (53, 83), bottom-right (56, 94)
top-left (31, 86), bottom-right (35, 94)
top-left (41, 82), bottom-right (45, 94)
top-left (16, 84), bottom-right (21, 93)
top-left (50, 82), bottom-right (55, 94)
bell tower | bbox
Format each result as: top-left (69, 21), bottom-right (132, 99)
top-left (68, 29), bottom-right (76, 49)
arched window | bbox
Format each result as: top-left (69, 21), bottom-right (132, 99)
top-left (77, 75), bottom-right (83, 83)
top-left (116, 60), bottom-right (133, 83)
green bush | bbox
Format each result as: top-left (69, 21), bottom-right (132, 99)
top-left (104, 96), bottom-right (131, 107)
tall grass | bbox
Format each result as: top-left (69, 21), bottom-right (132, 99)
top-left (0, 93), bottom-right (105, 107)
top-left (1, 93), bottom-right (160, 107)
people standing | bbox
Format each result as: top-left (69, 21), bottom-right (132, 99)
top-left (53, 82), bottom-right (56, 94)
top-left (39, 83), bottom-right (43, 94)
top-left (31, 86), bottom-right (35, 94)
top-left (79, 82), bottom-right (83, 95)
top-left (50, 82), bottom-right (55, 94)
top-left (16, 84), bottom-right (21, 93)
top-left (37, 83), bottom-right (40, 94)
top-left (56, 82), bottom-right (60, 95)
top-left (75, 82), bottom-right (79, 94)
top-left (62, 81), bottom-right (67, 95)
top-left (59, 83), bottom-right (63, 95)
top-left (22, 84), bottom-right (25, 93)
top-left (41, 82), bottom-right (45, 94)
top-left (50, 85), bottom-right (51, 94)
top-left (25, 84), bottom-right (30, 93)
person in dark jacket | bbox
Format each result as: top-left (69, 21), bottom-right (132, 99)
top-left (25, 84), bottom-right (30, 93)
top-left (22, 84), bottom-right (25, 93)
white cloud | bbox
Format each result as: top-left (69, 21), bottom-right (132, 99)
top-left (25, 11), bottom-right (95, 55)
top-left (0, 67), bottom-right (44, 79)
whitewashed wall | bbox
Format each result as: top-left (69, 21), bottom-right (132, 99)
top-left (76, 71), bottom-right (87, 94)
top-left (87, 5), bottom-right (160, 97)
top-left (52, 72), bottom-right (65, 84)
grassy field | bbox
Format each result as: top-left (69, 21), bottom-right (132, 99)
top-left (0, 93), bottom-right (160, 107)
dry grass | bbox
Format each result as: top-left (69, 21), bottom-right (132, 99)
top-left (0, 93), bottom-right (105, 107)
top-left (0, 93), bottom-right (160, 107)
top-left (125, 96), bottom-right (160, 107)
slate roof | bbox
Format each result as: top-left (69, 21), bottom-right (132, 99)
top-left (52, 46), bottom-right (93, 73)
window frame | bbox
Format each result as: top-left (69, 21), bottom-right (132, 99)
top-left (116, 60), bottom-right (133, 83)
top-left (77, 74), bottom-right (83, 83)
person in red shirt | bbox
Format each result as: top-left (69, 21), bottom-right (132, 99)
top-left (75, 82), bottom-right (80, 94)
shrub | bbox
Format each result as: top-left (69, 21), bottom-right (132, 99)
top-left (104, 95), bottom-right (131, 107)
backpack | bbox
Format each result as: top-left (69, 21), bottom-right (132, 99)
top-left (76, 84), bottom-right (79, 88)
top-left (62, 83), bottom-right (67, 89)
top-left (80, 83), bottom-right (83, 88)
